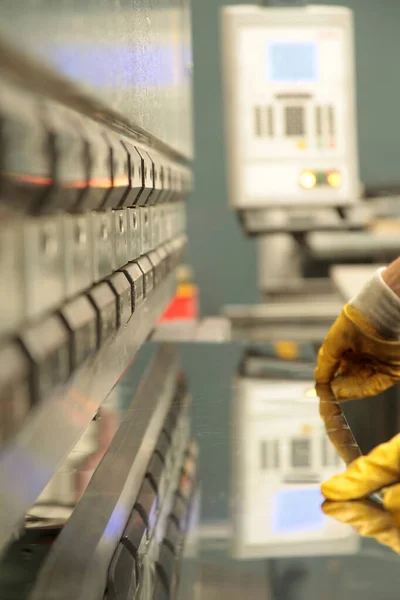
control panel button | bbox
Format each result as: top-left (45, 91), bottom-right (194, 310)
top-left (121, 141), bottom-right (144, 207)
top-left (120, 263), bottom-right (144, 312)
top-left (102, 134), bottom-right (130, 209)
top-left (136, 256), bottom-right (154, 297)
top-left (20, 315), bottom-right (70, 402)
top-left (107, 271), bottom-right (132, 328)
top-left (59, 295), bottom-right (98, 370)
top-left (107, 542), bottom-right (136, 600)
top-left (0, 343), bottom-right (31, 444)
top-left (86, 282), bottom-right (117, 346)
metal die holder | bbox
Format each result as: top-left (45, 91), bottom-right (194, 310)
top-left (158, 203), bottom-right (167, 245)
top-left (29, 346), bottom-right (179, 600)
top-left (0, 221), bottom-right (25, 336)
top-left (77, 120), bottom-right (112, 211)
top-left (127, 207), bottom-right (141, 261)
top-left (137, 256), bottom-right (154, 298)
top-left (170, 166), bottom-right (181, 203)
top-left (40, 100), bottom-right (86, 213)
top-left (148, 249), bottom-right (163, 287)
top-left (0, 342), bottom-right (31, 446)
top-left (0, 273), bottom-right (179, 556)
top-left (147, 151), bottom-right (163, 205)
top-left (150, 205), bottom-right (160, 250)
top-left (102, 133), bottom-right (130, 210)
top-left (135, 476), bottom-right (158, 537)
top-left (164, 204), bottom-right (173, 243)
top-left (155, 541), bottom-right (176, 596)
top-left (141, 206), bottom-right (151, 254)
top-left (107, 271), bottom-right (133, 328)
top-left (135, 147), bottom-right (154, 206)
top-left (160, 162), bottom-right (172, 204)
top-left (92, 211), bottom-right (115, 282)
top-left (23, 215), bottom-right (65, 320)
top-left (120, 506), bottom-right (147, 579)
top-left (19, 314), bottom-right (70, 402)
top-left (146, 452), bottom-right (167, 509)
top-left (156, 246), bottom-right (168, 282)
top-left (120, 262), bottom-right (145, 312)
top-left (63, 213), bottom-right (93, 298)
top-left (113, 208), bottom-right (129, 269)
top-left (59, 295), bottom-right (98, 371)
top-left (182, 166), bottom-right (193, 201)
top-left (86, 282), bottom-right (117, 347)
top-left (0, 81), bottom-right (51, 215)
top-left (121, 141), bottom-right (144, 207)
top-left (107, 542), bottom-right (137, 600)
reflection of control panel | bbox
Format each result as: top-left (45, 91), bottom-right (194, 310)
top-left (221, 5), bottom-right (360, 208)
top-left (232, 373), bottom-right (360, 559)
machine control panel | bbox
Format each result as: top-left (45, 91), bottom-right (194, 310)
top-left (222, 5), bottom-right (360, 208)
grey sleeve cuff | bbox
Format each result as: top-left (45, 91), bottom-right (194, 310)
top-left (350, 268), bottom-right (400, 339)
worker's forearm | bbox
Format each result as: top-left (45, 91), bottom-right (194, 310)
top-left (350, 260), bottom-right (400, 339)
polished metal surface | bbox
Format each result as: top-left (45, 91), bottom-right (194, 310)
top-left (0, 271), bottom-right (177, 555)
top-left (30, 345), bottom-right (179, 600)
top-left (153, 318), bottom-right (232, 343)
top-left (175, 345), bottom-right (400, 599)
top-left (242, 205), bottom-right (369, 235)
top-left (0, 0), bottom-right (193, 158)
top-left (308, 231), bottom-right (400, 261)
top-left (223, 297), bottom-right (342, 342)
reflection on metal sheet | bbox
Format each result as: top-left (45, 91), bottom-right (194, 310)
top-left (232, 369), bottom-right (360, 559)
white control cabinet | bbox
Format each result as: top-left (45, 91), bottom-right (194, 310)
top-left (221, 5), bottom-right (360, 208)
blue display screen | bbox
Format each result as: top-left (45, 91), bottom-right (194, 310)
top-left (268, 42), bottom-right (318, 83)
top-left (271, 488), bottom-right (325, 535)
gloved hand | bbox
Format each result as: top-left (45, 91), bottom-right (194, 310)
top-left (321, 433), bottom-right (400, 553)
top-left (322, 499), bottom-right (400, 553)
top-left (315, 303), bottom-right (400, 400)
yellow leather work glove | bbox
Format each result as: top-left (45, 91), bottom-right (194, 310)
top-left (322, 500), bottom-right (400, 553)
top-left (315, 304), bottom-right (400, 400)
top-left (321, 433), bottom-right (400, 553)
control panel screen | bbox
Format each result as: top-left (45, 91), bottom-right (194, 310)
top-left (268, 41), bottom-right (318, 83)
top-left (271, 488), bottom-right (325, 534)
